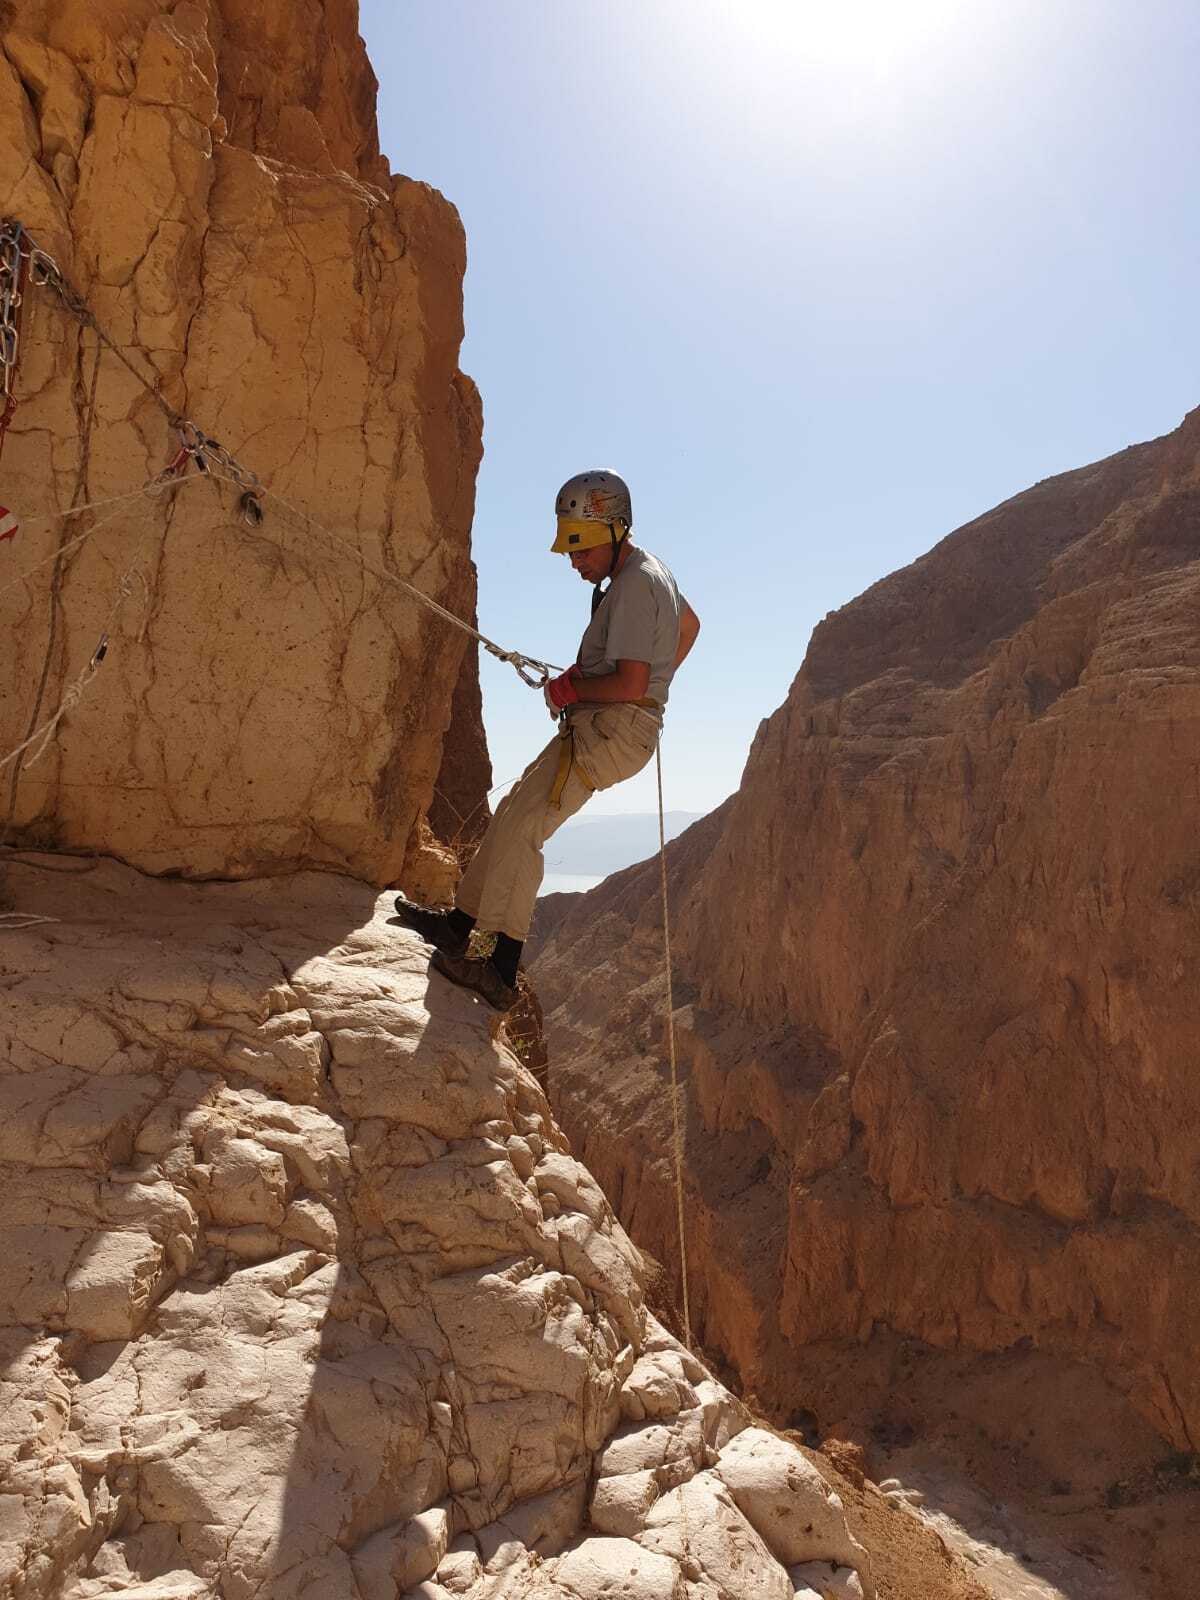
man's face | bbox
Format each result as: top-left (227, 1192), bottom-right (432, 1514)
top-left (567, 543), bottom-right (612, 584)
top-left (569, 540), bottom-right (614, 585)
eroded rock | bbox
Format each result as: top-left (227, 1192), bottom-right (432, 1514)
top-left (0, 0), bottom-right (488, 882)
top-left (1, 857), bottom-right (867, 1598)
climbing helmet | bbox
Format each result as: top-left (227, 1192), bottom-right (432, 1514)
top-left (551, 469), bottom-right (632, 553)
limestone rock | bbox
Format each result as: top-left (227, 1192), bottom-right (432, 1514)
top-left (0, 0), bottom-right (487, 880)
top-left (534, 409), bottom-right (1200, 1489)
top-left (714, 1429), bottom-right (871, 1587)
top-left (789, 1566), bottom-right (865, 1600)
top-left (0, 855), bottom-right (868, 1598)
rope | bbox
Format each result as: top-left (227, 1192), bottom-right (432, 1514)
top-left (6, 219), bottom-right (560, 691)
top-left (25, 244), bottom-right (181, 432)
top-left (216, 470), bottom-right (564, 684)
top-left (0, 476), bottom-right (196, 600)
top-left (0, 651), bottom-right (102, 773)
top-left (0, 913), bottom-right (58, 930)
top-left (3, 336), bottom-right (103, 831)
top-left (0, 503), bottom-right (163, 776)
top-left (656, 737), bottom-right (692, 1350)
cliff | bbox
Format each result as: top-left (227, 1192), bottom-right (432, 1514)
top-left (1, 0), bottom-right (488, 883)
top-left (0, 853), bottom-right (882, 1600)
top-left (534, 409), bottom-right (1200, 1594)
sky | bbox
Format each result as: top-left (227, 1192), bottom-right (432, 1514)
top-left (361, 0), bottom-right (1200, 817)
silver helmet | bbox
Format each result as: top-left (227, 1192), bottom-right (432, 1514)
top-left (552, 470), bottom-right (632, 550)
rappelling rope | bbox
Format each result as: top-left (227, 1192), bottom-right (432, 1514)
top-left (655, 745), bottom-right (697, 1573)
top-left (208, 466), bottom-right (563, 685)
top-left (655, 738), bottom-right (692, 1351)
top-left (0, 219), bottom-right (562, 691)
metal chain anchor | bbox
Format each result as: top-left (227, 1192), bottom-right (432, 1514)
top-left (176, 421), bottom-right (263, 524)
top-left (0, 220), bottom-right (30, 463)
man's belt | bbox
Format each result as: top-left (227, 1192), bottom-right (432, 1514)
top-left (549, 699), bottom-right (660, 809)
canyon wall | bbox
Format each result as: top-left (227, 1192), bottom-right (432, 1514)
top-left (1, 0), bottom-right (488, 882)
top-left (535, 409), bottom-right (1200, 1483)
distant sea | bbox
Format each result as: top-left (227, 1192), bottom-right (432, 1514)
top-left (536, 810), bottom-right (704, 898)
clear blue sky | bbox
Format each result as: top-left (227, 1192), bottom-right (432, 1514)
top-left (361, 0), bottom-right (1199, 816)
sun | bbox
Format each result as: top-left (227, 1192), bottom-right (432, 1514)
top-left (732, 0), bottom-right (959, 72)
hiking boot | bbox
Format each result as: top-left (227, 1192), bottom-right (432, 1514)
top-left (392, 895), bottom-right (470, 957)
top-left (430, 949), bottom-right (518, 1013)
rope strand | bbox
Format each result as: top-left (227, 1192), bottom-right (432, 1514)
top-left (656, 737), bottom-right (693, 1350)
top-left (0, 475), bottom-right (196, 600)
top-left (0, 503), bottom-right (163, 776)
top-left (6, 221), bottom-right (559, 691)
top-left (218, 470), bottom-right (564, 683)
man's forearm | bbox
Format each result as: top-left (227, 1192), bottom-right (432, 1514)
top-left (574, 660), bottom-right (652, 704)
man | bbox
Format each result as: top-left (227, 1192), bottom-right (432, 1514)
top-left (396, 468), bottom-right (700, 1010)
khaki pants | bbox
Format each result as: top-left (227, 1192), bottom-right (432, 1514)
top-left (457, 703), bottom-right (661, 942)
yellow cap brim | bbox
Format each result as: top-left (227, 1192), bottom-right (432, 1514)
top-left (551, 518), bottom-right (619, 554)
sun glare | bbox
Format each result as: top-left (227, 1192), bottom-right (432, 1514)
top-left (720, 0), bottom-right (960, 74)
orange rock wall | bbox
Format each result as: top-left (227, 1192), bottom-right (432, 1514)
top-left (536, 409), bottom-right (1200, 1453)
top-left (0, 0), bottom-right (486, 880)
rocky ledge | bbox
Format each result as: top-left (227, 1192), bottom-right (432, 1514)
top-left (0, 854), bottom-right (871, 1600)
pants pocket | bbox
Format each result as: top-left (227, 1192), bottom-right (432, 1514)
top-left (573, 709), bottom-right (658, 790)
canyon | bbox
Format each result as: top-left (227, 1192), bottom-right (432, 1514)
top-left (4, 2), bottom-right (1196, 1596)
top-left (533, 407), bottom-right (1200, 1597)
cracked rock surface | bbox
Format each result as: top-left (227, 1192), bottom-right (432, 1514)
top-left (0, 854), bottom-right (871, 1599)
top-left (1, 0), bottom-right (487, 881)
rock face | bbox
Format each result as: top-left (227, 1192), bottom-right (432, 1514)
top-left (534, 409), bottom-right (1200, 1473)
top-left (0, 854), bottom-right (870, 1599)
top-left (0, 0), bottom-right (486, 882)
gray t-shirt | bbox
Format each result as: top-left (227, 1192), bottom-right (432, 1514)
top-left (576, 545), bottom-right (685, 709)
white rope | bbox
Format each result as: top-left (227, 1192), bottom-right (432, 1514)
top-left (0, 912), bottom-right (59, 930)
top-left (2, 653), bottom-right (101, 773)
top-left (0, 506), bottom-right (162, 775)
top-left (8, 221), bottom-right (560, 690)
top-left (656, 737), bottom-right (692, 1350)
top-left (8, 476), bottom-right (195, 527)
top-left (214, 469), bottom-right (564, 685)
top-left (0, 474), bottom-right (198, 600)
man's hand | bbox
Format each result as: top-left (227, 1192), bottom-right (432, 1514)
top-left (545, 667), bottom-right (581, 712)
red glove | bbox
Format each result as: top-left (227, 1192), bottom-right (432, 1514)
top-left (545, 667), bottom-right (582, 711)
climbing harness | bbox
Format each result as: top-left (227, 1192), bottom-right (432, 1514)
top-left (547, 697), bottom-right (661, 810)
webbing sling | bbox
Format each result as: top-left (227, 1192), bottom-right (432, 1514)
top-left (548, 699), bottom-right (659, 809)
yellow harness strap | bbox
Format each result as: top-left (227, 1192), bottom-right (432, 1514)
top-left (548, 699), bottom-right (660, 810)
